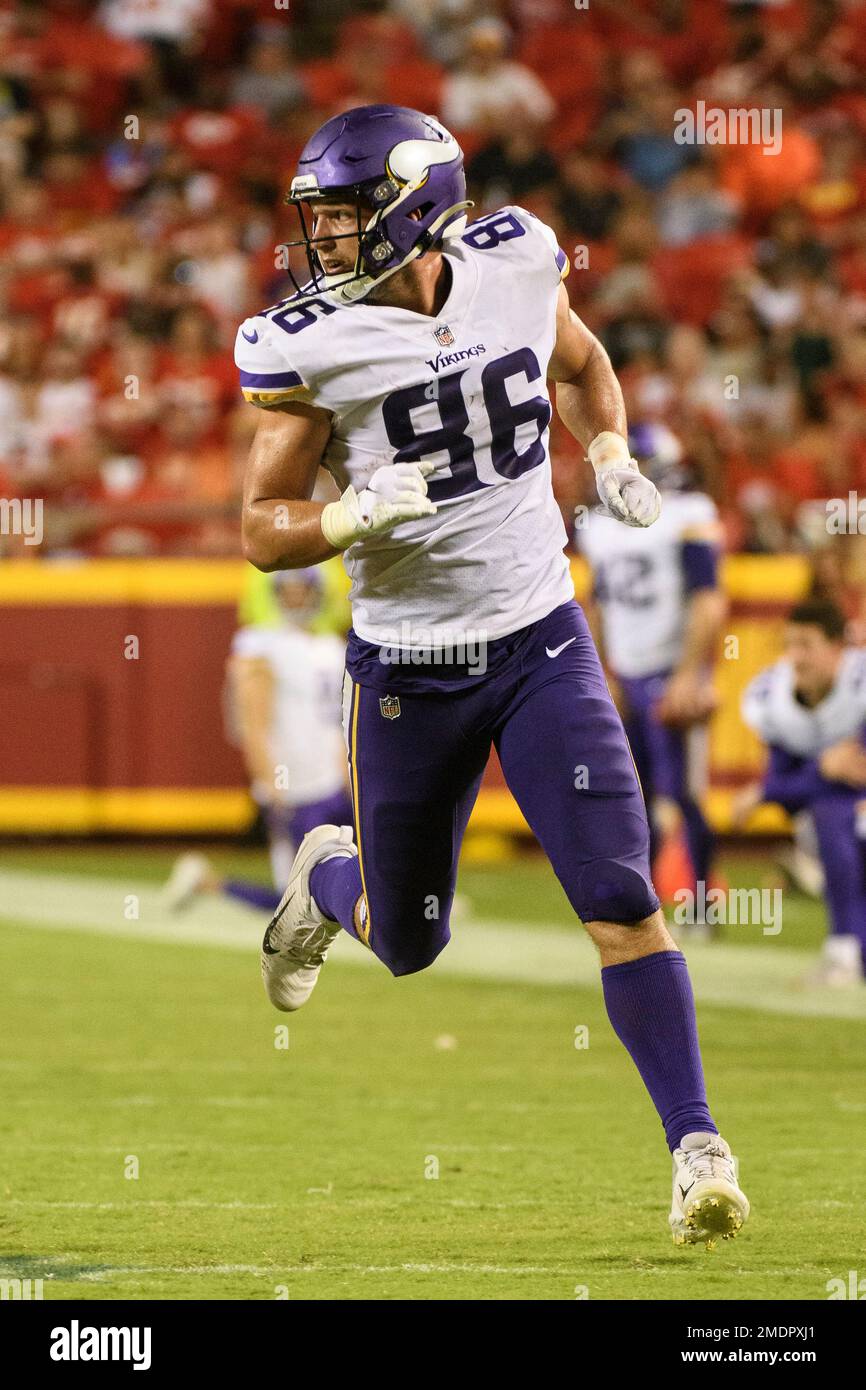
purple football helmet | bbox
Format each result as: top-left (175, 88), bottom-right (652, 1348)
top-left (628, 422), bottom-right (688, 491)
top-left (282, 104), bottom-right (473, 306)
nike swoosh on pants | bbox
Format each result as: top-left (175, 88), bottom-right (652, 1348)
top-left (545, 637), bottom-right (577, 659)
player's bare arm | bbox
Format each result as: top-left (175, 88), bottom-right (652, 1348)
top-left (548, 284), bottom-right (661, 528)
top-left (242, 396), bottom-right (436, 572)
top-left (658, 588), bottom-right (727, 727)
top-left (242, 404), bottom-right (336, 571)
top-left (819, 738), bottom-right (866, 786)
top-left (676, 587), bottom-right (728, 677)
top-left (548, 282), bottom-right (627, 435)
top-left (227, 651), bottom-right (281, 795)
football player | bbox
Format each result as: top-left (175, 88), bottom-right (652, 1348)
top-left (236, 105), bottom-right (749, 1246)
top-left (166, 568), bottom-right (352, 915)
top-left (576, 422), bottom-right (725, 920)
top-left (740, 598), bottom-right (866, 986)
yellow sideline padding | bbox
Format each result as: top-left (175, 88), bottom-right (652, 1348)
top-left (0, 554), bottom-right (811, 608)
top-left (0, 554), bottom-right (812, 834)
top-left (0, 789), bottom-right (252, 834)
top-left (463, 786), bottom-right (790, 837)
top-left (0, 559), bottom-right (247, 605)
top-left (0, 785), bottom-right (791, 836)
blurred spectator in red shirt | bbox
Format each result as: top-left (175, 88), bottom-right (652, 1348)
top-left (170, 76), bottom-right (264, 178)
top-left (94, 328), bottom-right (162, 453)
top-left (156, 304), bottom-right (238, 433)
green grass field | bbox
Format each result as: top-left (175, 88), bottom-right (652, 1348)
top-left (1, 846), bottom-right (864, 1301)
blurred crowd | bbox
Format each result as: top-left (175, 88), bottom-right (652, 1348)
top-left (1, 0), bottom-right (866, 590)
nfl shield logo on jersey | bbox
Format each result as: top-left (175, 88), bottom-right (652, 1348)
top-left (433, 324), bottom-right (455, 347)
top-left (379, 694), bottom-right (401, 720)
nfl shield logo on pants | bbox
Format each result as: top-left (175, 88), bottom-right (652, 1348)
top-left (433, 324), bottom-right (454, 347)
top-left (379, 694), bottom-right (401, 720)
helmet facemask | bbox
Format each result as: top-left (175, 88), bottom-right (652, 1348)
top-left (283, 159), bottom-right (472, 307)
top-left (282, 181), bottom-right (391, 304)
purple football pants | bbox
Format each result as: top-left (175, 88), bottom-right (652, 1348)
top-left (338, 601), bottom-right (659, 975)
top-left (811, 794), bottom-right (866, 969)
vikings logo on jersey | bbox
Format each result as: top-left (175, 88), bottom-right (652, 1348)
top-left (235, 203), bottom-right (573, 647)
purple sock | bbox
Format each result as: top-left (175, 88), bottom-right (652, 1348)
top-left (224, 880), bottom-right (282, 913)
top-left (601, 949), bottom-right (717, 1151)
top-left (309, 855), bottom-right (363, 938)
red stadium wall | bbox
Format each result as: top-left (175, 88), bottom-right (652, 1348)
top-left (0, 562), bottom-right (249, 831)
top-left (0, 557), bottom-right (810, 835)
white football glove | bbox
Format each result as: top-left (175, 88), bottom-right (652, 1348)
top-left (321, 462), bottom-right (437, 550)
top-left (588, 430), bottom-right (661, 529)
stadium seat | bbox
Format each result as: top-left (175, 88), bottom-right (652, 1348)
top-left (651, 235), bottom-right (754, 326)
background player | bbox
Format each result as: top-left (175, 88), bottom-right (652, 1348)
top-left (577, 422), bottom-right (725, 922)
top-left (740, 599), bottom-right (866, 987)
top-left (237, 104), bottom-right (749, 1247)
top-left (166, 568), bottom-right (351, 915)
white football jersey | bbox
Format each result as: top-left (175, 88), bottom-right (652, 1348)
top-left (235, 206), bottom-right (574, 646)
top-left (231, 623), bottom-right (346, 805)
top-left (576, 490), bottom-right (720, 678)
top-left (742, 648), bottom-right (866, 757)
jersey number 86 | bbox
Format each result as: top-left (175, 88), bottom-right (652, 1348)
top-left (382, 347), bottom-right (551, 502)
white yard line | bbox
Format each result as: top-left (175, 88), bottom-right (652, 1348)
top-left (4, 1199), bottom-right (280, 1210)
top-left (1, 869), bottom-right (864, 1020)
top-left (42, 1261), bottom-right (571, 1279)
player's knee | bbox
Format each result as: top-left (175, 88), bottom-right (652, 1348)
top-left (576, 859), bottom-right (659, 925)
top-left (375, 933), bottom-right (449, 977)
top-left (371, 904), bottom-right (451, 977)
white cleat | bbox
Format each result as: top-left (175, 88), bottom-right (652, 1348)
top-left (669, 1132), bottom-right (750, 1250)
top-left (260, 824), bottom-right (357, 1012)
top-left (801, 934), bottom-right (863, 989)
top-left (164, 853), bottom-right (214, 912)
